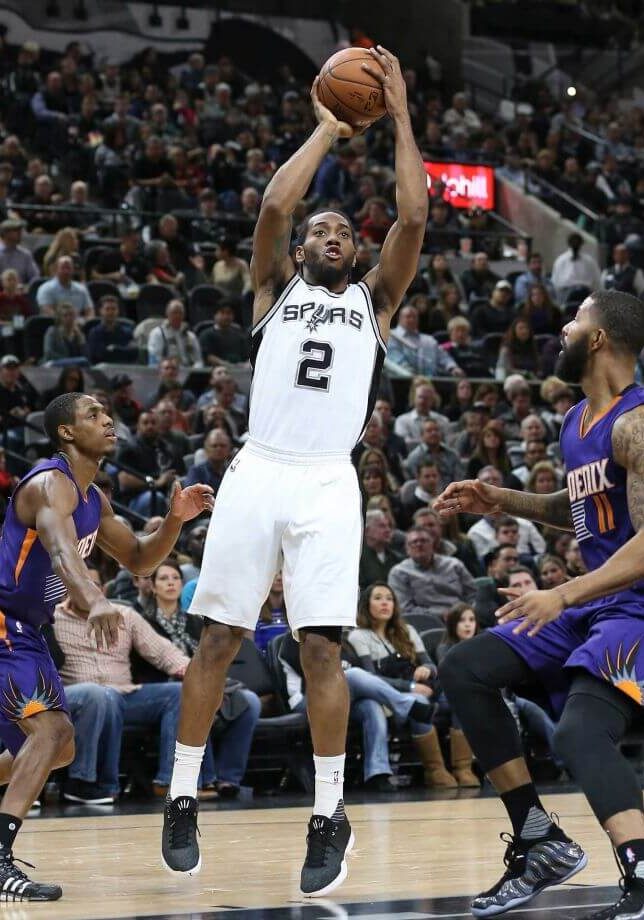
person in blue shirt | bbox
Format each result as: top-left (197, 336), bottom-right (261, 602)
top-left (86, 295), bottom-right (135, 364)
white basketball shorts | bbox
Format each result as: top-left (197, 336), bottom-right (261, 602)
top-left (188, 440), bottom-right (362, 633)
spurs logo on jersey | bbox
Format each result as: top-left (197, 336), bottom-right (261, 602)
top-left (249, 275), bottom-right (386, 455)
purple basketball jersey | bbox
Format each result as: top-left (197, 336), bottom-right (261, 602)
top-left (0, 457), bottom-right (101, 628)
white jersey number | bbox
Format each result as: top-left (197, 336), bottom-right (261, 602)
top-left (295, 339), bottom-right (334, 392)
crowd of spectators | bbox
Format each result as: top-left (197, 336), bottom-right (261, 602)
top-left (0, 33), bottom-right (641, 803)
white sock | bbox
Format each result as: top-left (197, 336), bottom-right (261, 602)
top-left (169, 742), bottom-right (205, 800)
top-left (313, 754), bottom-right (345, 820)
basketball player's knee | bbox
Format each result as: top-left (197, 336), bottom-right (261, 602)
top-left (56, 733), bottom-right (76, 768)
top-left (197, 621), bottom-right (243, 667)
top-left (299, 627), bottom-right (342, 680)
top-left (437, 642), bottom-right (472, 697)
top-left (552, 716), bottom-right (583, 769)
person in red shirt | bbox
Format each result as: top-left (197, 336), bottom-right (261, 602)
top-left (359, 197), bottom-right (393, 247)
top-left (0, 268), bottom-right (31, 322)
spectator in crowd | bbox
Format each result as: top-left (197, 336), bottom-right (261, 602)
top-left (374, 397), bottom-right (409, 463)
top-left (202, 374), bottom-right (246, 439)
top-left (527, 459), bottom-right (560, 494)
top-left (108, 373), bottom-right (141, 429)
top-left (184, 429), bottom-right (232, 493)
top-left (394, 380), bottom-right (450, 449)
top-left (198, 301), bottom-right (249, 366)
top-left (565, 537), bottom-right (587, 576)
top-left (41, 364), bottom-right (85, 407)
top-left (413, 506), bottom-right (481, 578)
top-left (466, 466), bottom-right (546, 559)
top-left (117, 411), bottom-right (178, 515)
top-left (36, 255), bottom-right (95, 319)
top-left (551, 232), bottom-right (601, 299)
top-left (359, 509), bottom-right (403, 589)
top-left (91, 229), bottom-right (150, 287)
top-left (470, 280), bottom-right (515, 338)
top-left (425, 199), bottom-right (461, 253)
top-left (513, 252), bottom-right (556, 304)
top-left (466, 423), bottom-right (514, 483)
top-left (405, 419), bottom-right (465, 486)
top-left (42, 302), bottom-right (88, 365)
top-left (474, 543), bottom-right (519, 628)
top-left (538, 553), bottom-right (570, 588)
top-left (517, 283), bottom-right (562, 336)
top-left (445, 377), bottom-right (475, 422)
top-left (140, 560), bottom-right (261, 798)
top-left (388, 526), bottom-right (476, 628)
top-left (450, 410), bottom-right (483, 461)
top-left (0, 353), bottom-right (36, 448)
top-left (349, 583), bottom-right (457, 788)
top-left (443, 91), bottom-right (481, 135)
top-left (539, 378), bottom-right (574, 440)
top-left (149, 357), bottom-right (197, 413)
top-left (0, 267), bottom-right (31, 323)
top-left (86, 295), bottom-right (136, 364)
top-left (353, 412), bottom-right (406, 485)
top-left (22, 173), bottom-right (67, 234)
top-left (0, 218), bottom-right (39, 284)
top-left (497, 380), bottom-right (534, 440)
top-left (512, 442), bottom-right (549, 486)
top-left (387, 305), bottom-right (462, 378)
top-left (441, 317), bottom-right (491, 377)
top-left (52, 565), bottom-right (189, 803)
top-left (212, 238), bottom-right (252, 299)
top-left (460, 251), bottom-right (499, 303)
top-left (398, 460), bottom-right (441, 527)
top-left (146, 240), bottom-right (185, 292)
top-left (495, 318), bottom-right (541, 381)
top-left (147, 299), bottom-right (203, 368)
top-left (600, 242), bottom-right (644, 297)
top-left (42, 226), bottom-right (80, 278)
top-left (491, 514), bottom-right (544, 562)
top-left (153, 398), bottom-right (191, 465)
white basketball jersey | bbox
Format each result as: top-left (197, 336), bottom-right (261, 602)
top-left (249, 274), bottom-right (386, 455)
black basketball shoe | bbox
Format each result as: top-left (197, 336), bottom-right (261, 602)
top-left (300, 813), bottom-right (354, 897)
top-left (0, 853), bottom-right (62, 901)
top-left (578, 873), bottom-right (644, 918)
top-left (161, 794), bottom-right (201, 875)
top-left (470, 830), bottom-right (587, 917)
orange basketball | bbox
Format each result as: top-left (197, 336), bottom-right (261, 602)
top-left (317, 47), bottom-right (387, 131)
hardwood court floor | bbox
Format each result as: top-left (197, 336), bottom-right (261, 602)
top-left (11, 792), bottom-right (624, 919)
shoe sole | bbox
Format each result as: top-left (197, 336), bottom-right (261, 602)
top-left (160, 852), bottom-right (202, 877)
top-left (63, 793), bottom-right (114, 805)
top-left (470, 852), bottom-right (588, 917)
top-left (300, 830), bottom-right (355, 898)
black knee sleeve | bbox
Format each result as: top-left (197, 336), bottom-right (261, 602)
top-left (299, 625), bottom-right (342, 644)
top-left (554, 673), bottom-right (641, 825)
top-left (438, 632), bottom-right (535, 773)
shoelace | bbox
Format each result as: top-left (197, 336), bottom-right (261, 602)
top-left (500, 832), bottom-right (526, 872)
top-left (306, 820), bottom-right (337, 869)
top-left (169, 806), bottom-right (200, 850)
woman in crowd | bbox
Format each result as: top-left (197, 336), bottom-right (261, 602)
top-left (42, 227), bottom-right (81, 277)
top-left (445, 377), bottom-right (474, 422)
top-left (518, 282), bottom-right (562, 336)
top-left (349, 582), bottom-right (458, 788)
top-left (212, 238), bottom-right (252, 299)
top-left (425, 282), bottom-right (464, 333)
top-left (41, 365), bottom-right (86, 407)
top-left (495, 318), bottom-right (541, 380)
top-left (538, 553), bottom-right (570, 589)
top-left (42, 302), bottom-right (88, 365)
top-left (466, 420), bottom-right (514, 482)
top-left (424, 252), bottom-right (463, 302)
top-left (142, 560), bottom-right (261, 799)
top-left (526, 460), bottom-right (559, 494)
top-left (473, 381), bottom-right (501, 414)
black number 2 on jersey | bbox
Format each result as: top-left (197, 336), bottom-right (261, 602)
top-left (295, 339), bottom-right (334, 392)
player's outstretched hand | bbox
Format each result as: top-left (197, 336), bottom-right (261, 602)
top-left (169, 480), bottom-right (215, 522)
top-left (310, 77), bottom-right (354, 138)
top-left (495, 587), bottom-right (565, 637)
top-left (87, 597), bottom-right (125, 650)
top-left (434, 479), bottom-right (502, 518)
top-left (362, 45), bottom-right (407, 121)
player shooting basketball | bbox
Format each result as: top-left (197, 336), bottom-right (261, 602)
top-left (161, 45), bottom-right (428, 897)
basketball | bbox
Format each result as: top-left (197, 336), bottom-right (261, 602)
top-left (317, 48), bottom-right (387, 130)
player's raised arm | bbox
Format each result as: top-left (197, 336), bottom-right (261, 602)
top-left (250, 80), bottom-right (354, 298)
top-left (361, 46), bottom-right (428, 315)
top-left (18, 470), bottom-right (123, 649)
top-left (95, 479), bottom-right (214, 576)
top-left (434, 478), bottom-right (574, 531)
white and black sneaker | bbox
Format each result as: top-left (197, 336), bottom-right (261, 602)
top-left (578, 873), bottom-right (644, 918)
top-left (0, 853), bottom-right (62, 901)
top-left (300, 812), bottom-right (354, 897)
top-left (470, 830), bottom-right (587, 917)
top-left (161, 795), bottom-right (201, 876)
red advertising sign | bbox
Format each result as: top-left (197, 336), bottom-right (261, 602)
top-left (424, 161), bottom-right (495, 210)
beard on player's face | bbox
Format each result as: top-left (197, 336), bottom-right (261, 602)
top-left (555, 329), bottom-right (592, 383)
top-left (302, 246), bottom-right (353, 288)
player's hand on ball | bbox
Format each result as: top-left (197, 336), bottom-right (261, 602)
top-left (87, 598), bottom-right (124, 650)
top-left (310, 77), bottom-right (354, 138)
top-left (362, 45), bottom-right (407, 120)
top-left (169, 481), bottom-right (215, 522)
top-left (495, 587), bottom-right (565, 637)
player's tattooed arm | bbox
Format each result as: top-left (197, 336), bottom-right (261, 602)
top-left (497, 487), bottom-right (574, 531)
top-left (613, 404), bottom-right (644, 531)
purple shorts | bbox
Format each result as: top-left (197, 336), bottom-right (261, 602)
top-left (493, 597), bottom-right (644, 718)
top-left (0, 616), bottom-right (68, 755)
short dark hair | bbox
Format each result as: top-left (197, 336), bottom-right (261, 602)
top-left (589, 289), bottom-right (644, 357)
top-left (295, 209), bottom-right (356, 247)
top-left (494, 514), bottom-right (519, 532)
top-left (417, 460), bottom-right (439, 474)
top-left (44, 392), bottom-right (86, 448)
top-left (484, 542), bottom-right (518, 567)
